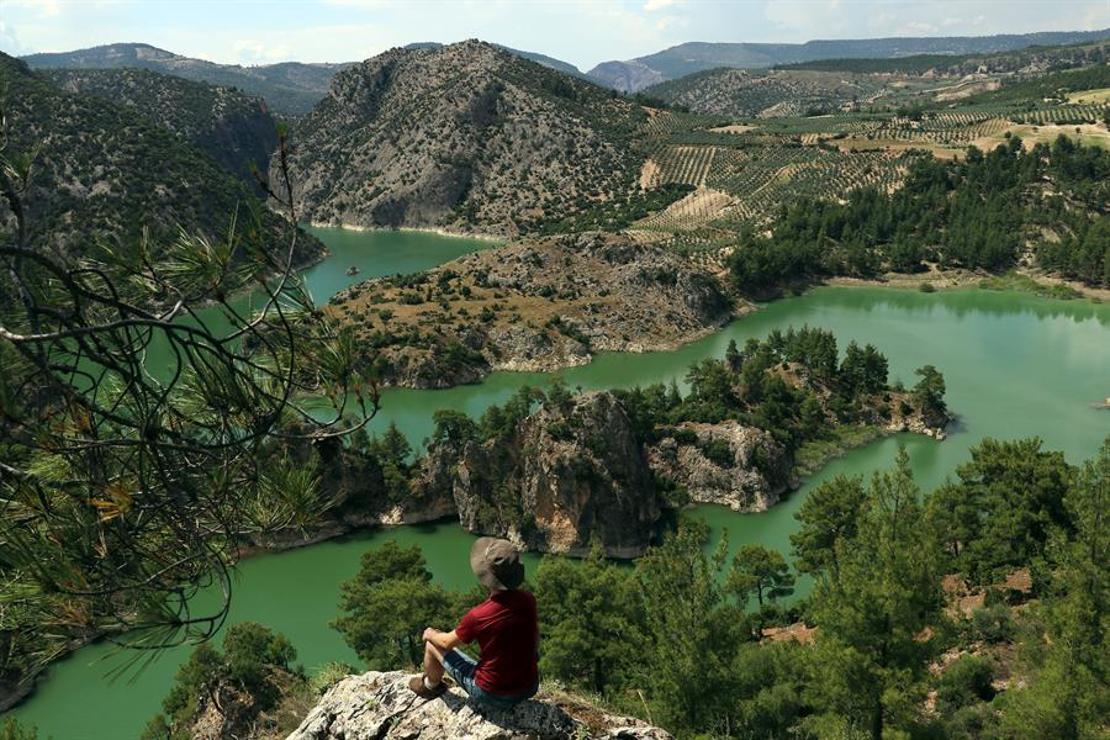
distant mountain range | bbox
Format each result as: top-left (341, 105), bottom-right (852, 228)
top-left (20, 28), bottom-right (1110, 111)
top-left (21, 43), bottom-right (348, 116)
top-left (587, 28), bottom-right (1110, 91)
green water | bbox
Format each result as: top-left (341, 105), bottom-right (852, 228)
top-left (139, 225), bottom-right (489, 380)
top-left (9, 228), bottom-right (1110, 739)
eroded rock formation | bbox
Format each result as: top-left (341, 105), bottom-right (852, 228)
top-left (417, 391), bottom-right (661, 558)
top-left (647, 421), bottom-right (790, 512)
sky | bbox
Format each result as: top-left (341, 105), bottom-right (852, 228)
top-left (2, 0), bottom-right (1109, 71)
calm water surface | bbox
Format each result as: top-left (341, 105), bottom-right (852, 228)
top-left (10, 228), bottom-right (1109, 738)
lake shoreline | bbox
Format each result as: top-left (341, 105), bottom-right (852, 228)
top-left (307, 220), bottom-right (506, 243)
top-left (825, 266), bottom-right (1108, 302)
top-left (13, 280), bottom-right (1110, 738)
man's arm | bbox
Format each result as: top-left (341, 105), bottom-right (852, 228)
top-left (423, 628), bottom-right (463, 653)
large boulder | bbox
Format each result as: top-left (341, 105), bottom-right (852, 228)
top-left (287, 671), bottom-right (672, 740)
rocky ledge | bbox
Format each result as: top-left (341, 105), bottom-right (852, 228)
top-left (327, 232), bottom-right (736, 388)
top-left (288, 671), bottom-right (672, 740)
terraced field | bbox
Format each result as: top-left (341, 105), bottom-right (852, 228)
top-left (1012, 104), bottom-right (1110, 124)
top-left (635, 187), bottom-right (734, 232)
top-left (636, 127), bottom-right (917, 235)
top-left (627, 88), bottom-right (1110, 260)
top-left (649, 145), bottom-right (719, 186)
top-left (868, 114), bottom-right (1011, 146)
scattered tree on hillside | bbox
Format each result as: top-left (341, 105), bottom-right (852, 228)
top-left (727, 544), bottom-right (796, 608)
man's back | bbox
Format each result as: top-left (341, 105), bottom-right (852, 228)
top-left (455, 589), bottom-right (538, 696)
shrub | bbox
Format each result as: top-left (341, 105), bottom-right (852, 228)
top-left (702, 438), bottom-right (735, 468)
top-left (936, 655), bottom-right (996, 713)
top-left (968, 604), bottom-right (1014, 644)
top-left (309, 662), bottom-right (356, 696)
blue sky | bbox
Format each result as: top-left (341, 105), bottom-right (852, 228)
top-left (2, 0), bottom-right (1109, 70)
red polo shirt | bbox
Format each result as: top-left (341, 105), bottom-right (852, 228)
top-left (455, 589), bottom-right (538, 695)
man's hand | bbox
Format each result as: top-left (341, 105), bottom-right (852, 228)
top-left (422, 627), bottom-right (440, 643)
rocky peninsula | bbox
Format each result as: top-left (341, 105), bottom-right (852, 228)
top-left (326, 231), bottom-right (736, 388)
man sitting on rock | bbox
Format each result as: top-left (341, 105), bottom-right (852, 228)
top-left (409, 537), bottom-right (539, 709)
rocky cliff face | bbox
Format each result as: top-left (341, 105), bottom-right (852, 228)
top-left (290, 40), bottom-right (644, 236)
top-left (289, 671), bottom-right (672, 740)
top-left (418, 391), bottom-right (661, 558)
top-left (329, 232), bottom-right (735, 389)
top-left (586, 60), bottom-right (666, 93)
top-left (647, 421), bottom-right (791, 512)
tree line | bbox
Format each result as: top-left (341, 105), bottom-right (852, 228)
top-left (728, 135), bottom-right (1110, 293)
top-left (122, 435), bottom-right (1108, 740)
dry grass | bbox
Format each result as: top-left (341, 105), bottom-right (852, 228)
top-left (709, 123), bottom-right (759, 134)
top-left (1066, 87), bottom-right (1110, 104)
top-left (983, 123), bottom-right (1110, 151)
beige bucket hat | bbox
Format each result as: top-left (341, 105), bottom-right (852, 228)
top-left (469, 537), bottom-right (525, 591)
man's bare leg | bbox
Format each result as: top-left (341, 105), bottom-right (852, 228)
top-left (423, 641), bottom-right (446, 686)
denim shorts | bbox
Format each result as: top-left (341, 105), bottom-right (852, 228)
top-left (442, 649), bottom-right (538, 711)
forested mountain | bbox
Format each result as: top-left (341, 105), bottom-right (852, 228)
top-left (44, 67), bottom-right (278, 188)
top-left (587, 28), bottom-right (1110, 90)
top-left (643, 68), bottom-right (887, 118)
top-left (22, 42), bottom-right (347, 117)
top-left (289, 40), bottom-right (645, 236)
top-left (778, 37), bottom-right (1109, 75)
top-left (0, 53), bottom-right (321, 264)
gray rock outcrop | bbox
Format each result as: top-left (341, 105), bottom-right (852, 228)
top-left (417, 391), bottom-right (661, 557)
top-left (288, 671), bottom-right (672, 740)
top-left (647, 421), bottom-right (790, 512)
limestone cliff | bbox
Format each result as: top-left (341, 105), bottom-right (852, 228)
top-left (288, 671), bottom-right (672, 740)
top-left (647, 421), bottom-right (791, 512)
top-left (417, 391), bottom-right (661, 558)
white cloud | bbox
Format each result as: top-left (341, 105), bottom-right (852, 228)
top-left (0, 21), bottom-right (23, 54)
top-left (764, 0), bottom-right (852, 39)
top-left (5, 0), bottom-right (61, 17)
top-left (643, 0), bottom-right (678, 11)
top-left (900, 20), bottom-right (939, 35)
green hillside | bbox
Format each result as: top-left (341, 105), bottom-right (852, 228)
top-left (0, 53), bottom-right (321, 264)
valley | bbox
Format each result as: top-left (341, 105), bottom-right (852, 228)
top-left (2, 18), bottom-right (1109, 740)
top-left (8, 227), bottom-right (1110, 738)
